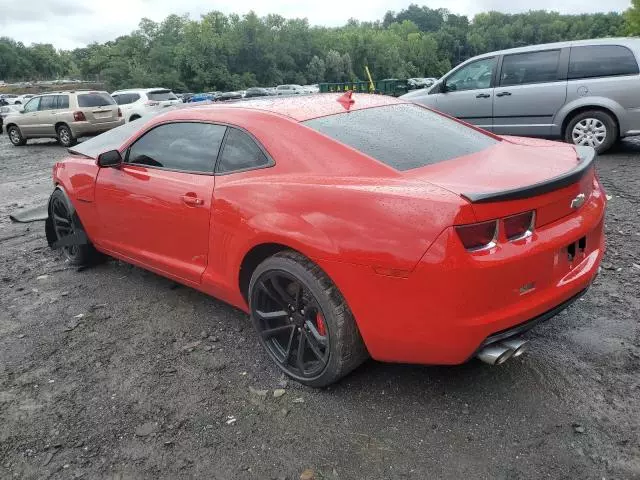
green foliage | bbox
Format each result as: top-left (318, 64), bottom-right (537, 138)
top-left (625, 0), bottom-right (640, 35)
top-left (0, 5), bottom-right (630, 91)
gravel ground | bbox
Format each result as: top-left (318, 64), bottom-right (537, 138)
top-left (0, 134), bottom-right (638, 480)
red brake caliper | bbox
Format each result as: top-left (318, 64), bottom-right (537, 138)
top-left (316, 312), bottom-right (327, 336)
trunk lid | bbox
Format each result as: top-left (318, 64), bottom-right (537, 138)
top-left (405, 137), bottom-right (596, 227)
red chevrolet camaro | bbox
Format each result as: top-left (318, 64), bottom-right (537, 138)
top-left (46, 93), bottom-right (606, 387)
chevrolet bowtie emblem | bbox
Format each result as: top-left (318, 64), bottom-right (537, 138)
top-left (571, 193), bottom-right (586, 209)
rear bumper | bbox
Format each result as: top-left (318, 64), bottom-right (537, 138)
top-left (70, 119), bottom-right (124, 137)
top-left (318, 179), bottom-right (606, 365)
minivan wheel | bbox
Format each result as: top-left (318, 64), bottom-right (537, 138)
top-left (56, 125), bottom-right (77, 147)
top-left (565, 110), bottom-right (617, 154)
top-left (7, 126), bottom-right (26, 146)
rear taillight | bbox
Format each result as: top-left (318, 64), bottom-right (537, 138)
top-left (456, 210), bottom-right (536, 252)
top-left (455, 220), bottom-right (498, 251)
top-left (73, 111), bottom-right (86, 121)
top-left (503, 211), bottom-right (535, 241)
top-left (117, 108), bottom-right (122, 118)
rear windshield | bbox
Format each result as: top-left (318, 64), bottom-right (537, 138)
top-left (77, 92), bottom-right (115, 108)
top-left (148, 90), bottom-right (178, 101)
top-left (304, 104), bottom-right (498, 171)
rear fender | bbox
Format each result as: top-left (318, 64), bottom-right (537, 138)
top-left (246, 212), bottom-right (338, 259)
top-left (554, 97), bottom-right (624, 136)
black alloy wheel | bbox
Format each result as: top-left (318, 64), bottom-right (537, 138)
top-left (249, 251), bottom-right (368, 387)
top-left (252, 271), bottom-right (330, 380)
top-left (50, 194), bottom-right (79, 260)
top-left (48, 189), bottom-right (99, 266)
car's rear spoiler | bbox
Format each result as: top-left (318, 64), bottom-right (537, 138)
top-left (461, 146), bottom-right (596, 204)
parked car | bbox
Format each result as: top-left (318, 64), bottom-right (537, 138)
top-left (44, 93), bottom-right (604, 387)
top-left (244, 87), bottom-right (271, 98)
top-left (187, 93), bottom-right (215, 103)
top-left (0, 104), bottom-right (22, 132)
top-left (275, 84), bottom-right (307, 95)
top-left (403, 38), bottom-right (640, 153)
top-left (13, 94), bottom-right (34, 105)
top-left (422, 77), bottom-right (437, 87)
top-left (111, 88), bottom-right (181, 122)
top-left (408, 78), bottom-right (429, 89)
top-left (0, 94), bottom-right (19, 104)
top-left (216, 91), bottom-right (243, 101)
top-left (4, 90), bottom-right (123, 147)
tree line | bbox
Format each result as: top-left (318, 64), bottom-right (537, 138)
top-left (1, 3), bottom-right (639, 92)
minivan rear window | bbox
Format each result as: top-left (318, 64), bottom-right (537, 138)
top-left (304, 104), bottom-right (498, 171)
top-left (569, 45), bottom-right (639, 79)
top-left (147, 90), bottom-right (178, 101)
top-left (77, 93), bottom-right (116, 108)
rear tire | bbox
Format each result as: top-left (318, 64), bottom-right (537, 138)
top-left (7, 126), bottom-right (26, 146)
top-left (49, 189), bottom-right (100, 266)
top-left (56, 124), bottom-right (77, 147)
top-left (249, 251), bottom-right (368, 388)
top-left (129, 115), bottom-right (141, 122)
top-left (564, 110), bottom-right (617, 154)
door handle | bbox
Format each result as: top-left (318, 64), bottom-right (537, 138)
top-left (476, 93), bottom-right (491, 98)
top-left (496, 91), bottom-right (512, 97)
top-left (181, 195), bottom-right (204, 206)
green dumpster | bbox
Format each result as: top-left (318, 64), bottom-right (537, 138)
top-left (319, 79), bottom-right (408, 97)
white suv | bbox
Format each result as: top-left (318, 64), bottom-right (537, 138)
top-left (111, 88), bottom-right (181, 122)
top-left (275, 84), bottom-right (308, 95)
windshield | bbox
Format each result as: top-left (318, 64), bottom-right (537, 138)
top-left (304, 104), bottom-right (498, 171)
top-left (68, 116), bottom-right (150, 158)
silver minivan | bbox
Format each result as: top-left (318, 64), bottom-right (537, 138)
top-left (403, 38), bottom-right (640, 153)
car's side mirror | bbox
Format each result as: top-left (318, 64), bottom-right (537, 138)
top-left (97, 149), bottom-right (122, 168)
top-left (429, 82), bottom-right (443, 95)
top-left (443, 82), bottom-right (456, 93)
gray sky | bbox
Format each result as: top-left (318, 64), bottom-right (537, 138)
top-left (0, 0), bottom-right (632, 50)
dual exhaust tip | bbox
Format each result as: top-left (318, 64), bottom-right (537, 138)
top-left (476, 338), bottom-right (528, 365)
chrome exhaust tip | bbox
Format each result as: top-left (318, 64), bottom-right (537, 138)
top-left (476, 344), bottom-right (514, 365)
top-left (499, 338), bottom-right (528, 358)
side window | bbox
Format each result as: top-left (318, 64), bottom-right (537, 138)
top-left (216, 128), bottom-right (271, 173)
top-left (445, 57), bottom-right (496, 92)
top-left (23, 97), bottom-right (40, 113)
top-left (569, 45), bottom-right (640, 80)
top-left (499, 50), bottom-right (561, 87)
top-left (127, 122), bottom-right (226, 173)
top-left (56, 95), bottom-right (69, 109)
top-left (38, 96), bottom-right (56, 111)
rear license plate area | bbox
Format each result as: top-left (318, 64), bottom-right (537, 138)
top-left (566, 236), bottom-right (587, 262)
